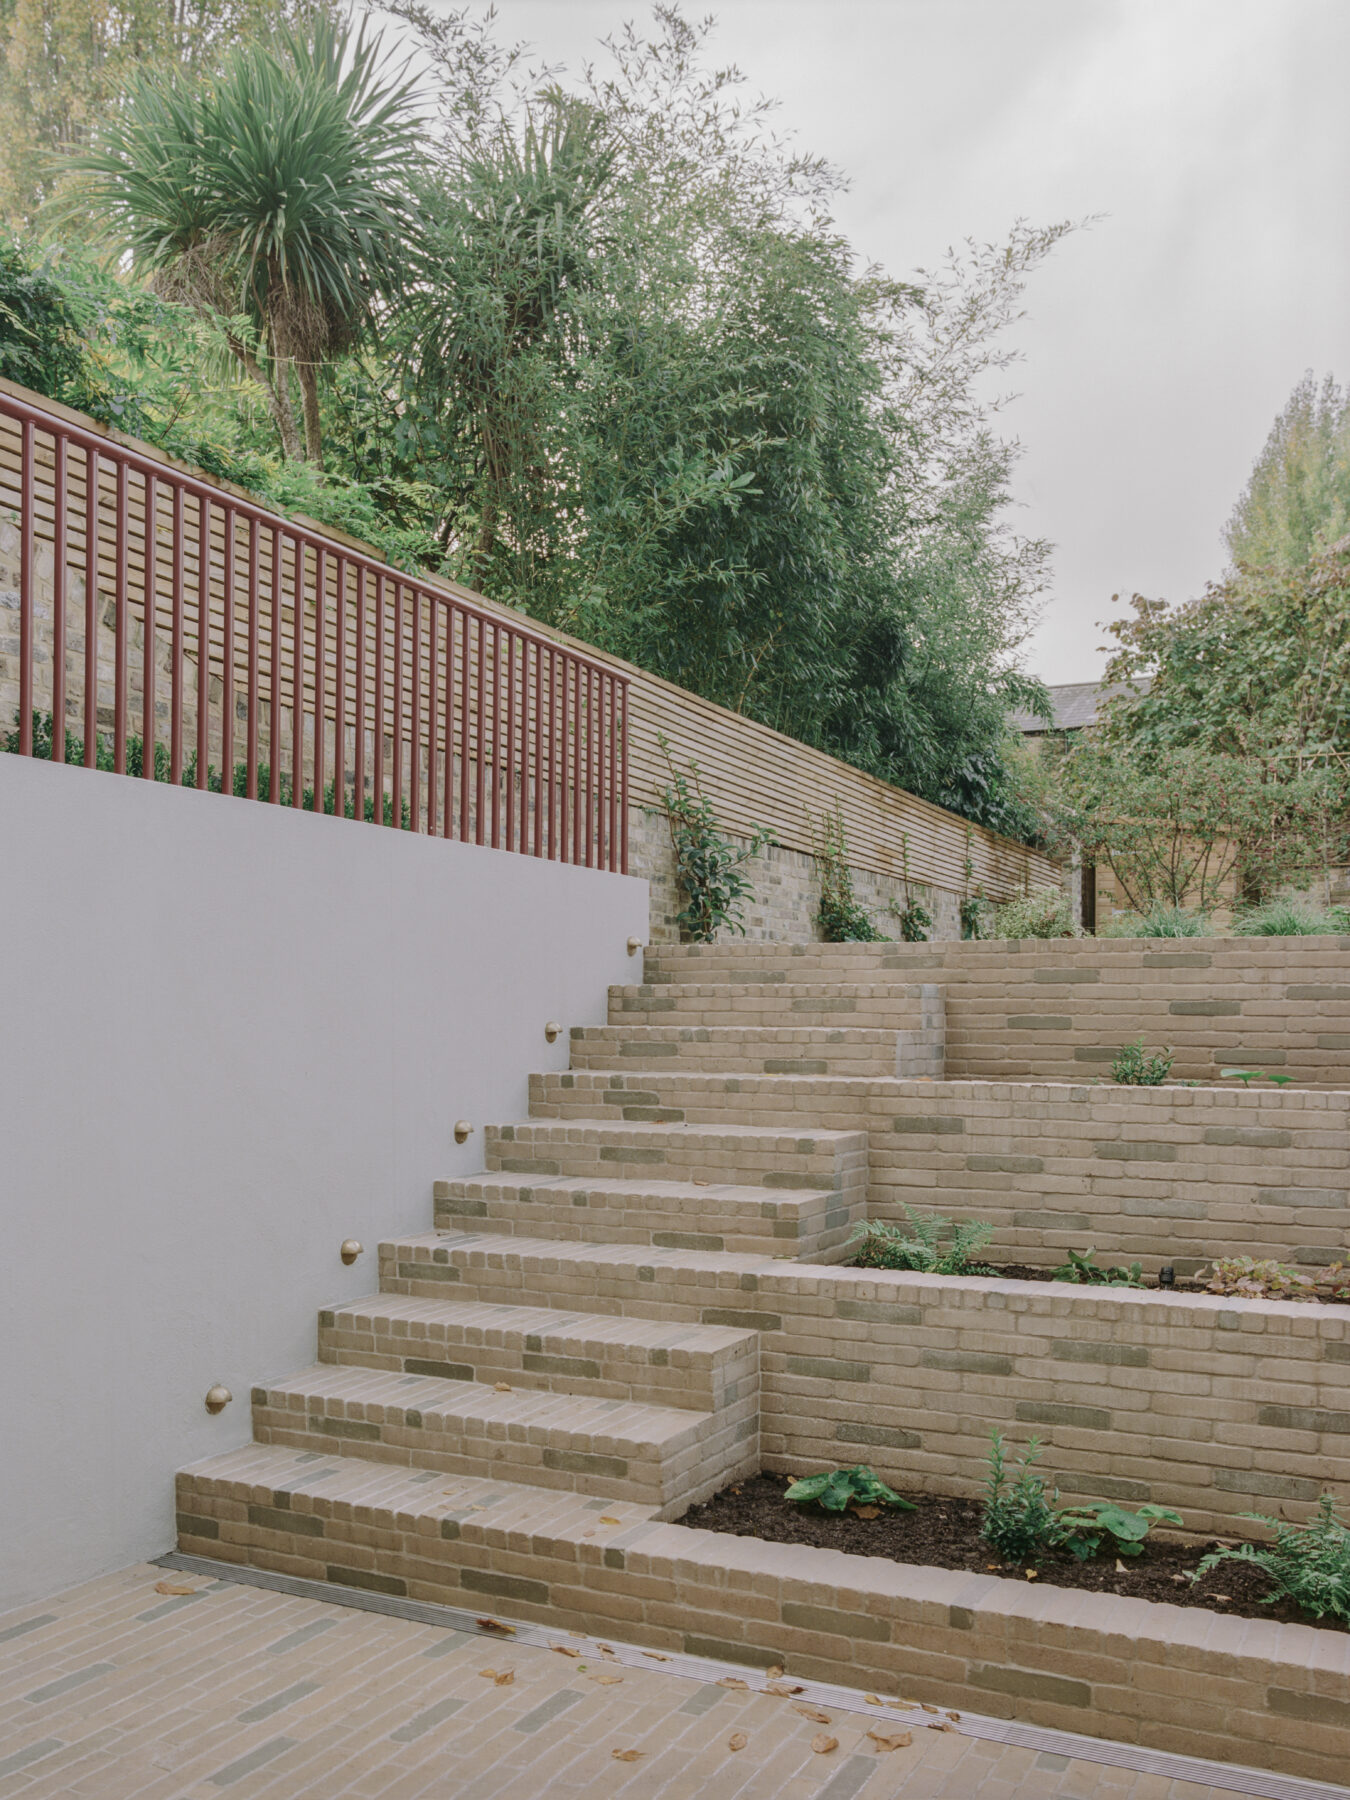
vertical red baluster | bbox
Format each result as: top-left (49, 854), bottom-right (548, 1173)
top-left (559, 656), bottom-right (570, 865)
top-left (442, 607), bottom-right (453, 839)
top-left (291, 540), bottom-right (304, 806)
top-left (410, 589), bottom-right (421, 832)
top-left (354, 567), bottom-right (366, 821)
top-left (312, 543), bottom-right (325, 812)
top-left (245, 517), bottom-right (259, 798)
top-left (619, 679), bottom-right (629, 873)
top-left (83, 448), bottom-right (98, 767)
top-left (546, 647), bottom-right (556, 860)
top-left (505, 631), bottom-right (517, 852)
top-left (221, 508), bottom-right (235, 792)
top-left (196, 495), bottom-right (209, 788)
top-left (170, 485), bottom-right (184, 784)
top-left (474, 614), bottom-right (486, 846)
top-left (114, 459), bottom-right (128, 773)
top-left (608, 674), bottom-right (619, 871)
top-left (334, 557), bottom-right (346, 818)
top-left (268, 527), bottom-right (281, 803)
top-left (426, 601), bottom-right (439, 836)
top-left (374, 573), bottom-right (385, 823)
top-left (458, 611), bottom-right (471, 841)
top-left (392, 582), bottom-right (403, 828)
top-left (490, 624), bottom-right (502, 849)
top-left (141, 474), bottom-right (156, 777)
top-left (572, 659), bottom-right (583, 865)
top-left (51, 434), bottom-right (67, 763)
top-left (587, 666), bottom-right (597, 867)
top-left (17, 418), bottom-right (32, 755)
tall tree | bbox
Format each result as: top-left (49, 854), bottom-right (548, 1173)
top-left (69, 15), bottom-right (419, 462)
top-left (1225, 372), bottom-right (1350, 574)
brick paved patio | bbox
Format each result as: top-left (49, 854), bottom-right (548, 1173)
top-left (0, 1565), bottom-right (1311, 1799)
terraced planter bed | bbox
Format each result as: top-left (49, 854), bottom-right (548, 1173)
top-left (863, 1259), bottom-right (1350, 1306)
top-left (684, 1472), bottom-right (1349, 1631)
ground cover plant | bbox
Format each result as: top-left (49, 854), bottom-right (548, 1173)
top-left (784, 1466), bottom-right (914, 1514)
top-left (1098, 904), bottom-right (1210, 937)
top-left (1051, 1247), bottom-right (1145, 1287)
top-left (850, 1209), bottom-right (994, 1276)
top-left (1233, 899), bottom-right (1349, 935)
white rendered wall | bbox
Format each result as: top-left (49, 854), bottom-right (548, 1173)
top-left (0, 754), bottom-right (647, 1610)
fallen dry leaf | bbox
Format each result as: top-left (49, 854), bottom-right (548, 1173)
top-left (692, 1179), bottom-right (711, 1187)
top-left (867, 1729), bottom-right (913, 1752)
top-left (811, 1733), bottom-right (839, 1756)
top-left (478, 1668), bottom-right (514, 1686)
top-left (793, 1704), bottom-right (833, 1725)
top-left (611, 1749), bottom-right (644, 1763)
top-left (587, 1671), bottom-right (624, 1687)
top-left (852, 1504), bottom-right (881, 1520)
top-left (493, 1382), bottom-right (512, 1392)
top-left (728, 1732), bottom-right (748, 1752)
top-left (716, 1676), bottom-right (749, 1691)
top-left (642, 1651), bottom-right (670, 1662)
top-left (1025, 1569), bottom-right (1038, 1580)
top-left (153, 1581), bottom-right (198, 1596)
top-left (765, 1681), bottom-right (805, 1697)
top-left (863, 1694), bottom-right (882, 1706)
top-left (927, 1720), bottom-right (956, 1734)
top-left (476, 1618), bottom-right (515, 1635)
top-left (598, 1645), bottom-right (617, 1655)
top-left (765, 1663), bottom-right (784, 1678)
top-left (920, 1704), bottom-right (938, 1714)
top-left (552, 1645), bottom-right (581, 1658)
top-left (598, 1517), bottom-right (621, 1526)
top-left (945, 1711), bottom-right (960, 1722)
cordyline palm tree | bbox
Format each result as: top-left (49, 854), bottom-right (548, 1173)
top-left (69, 18), bottom-right (420, 463)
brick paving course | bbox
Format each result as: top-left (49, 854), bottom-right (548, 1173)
top-left (0, 1566), bottom-right (1271, 1800)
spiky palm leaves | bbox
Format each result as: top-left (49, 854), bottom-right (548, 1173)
top-left (71, 19), bottom-right (419, 463)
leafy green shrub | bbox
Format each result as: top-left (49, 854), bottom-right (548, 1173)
top-left (1233, 899), bottom-right (1345, 936)
top-left (811, 804), bottom-right (885, 941)
top-left (850, 1207), bottom-right (995, 1276)
top-left (1052, 1247), bottom-right (1145, 1287)
top-left (1111, 1039), bottom-right (1174, 1085)
top-left (1192, 1495), bottom-right (1350, 1624)
top-left (959, 893), bottom-right (992, 939)
top-left (1058, 1501), bottom-right (1182, 1562)
top-left (993, 887), bottom-right (1077, 939)
top-left (1099, 905), bottom-right (1210, 938)
top-left (891, 898), bottom-right (932, 942)
top-left (980, 1433), bottom-right (1062, 1563)
top-left (784, 1466), bottom-right (916, 1514)
top-left (659, 738), bottom-right (770, 943)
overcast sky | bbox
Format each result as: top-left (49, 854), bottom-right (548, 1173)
top-left (418, 1), bottom-right (1349, 686)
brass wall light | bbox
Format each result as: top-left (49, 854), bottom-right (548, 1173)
top-left (204, 1385), bottom-right (232, 1415)
top-left (454, 1120), bottom-right (473, 1144)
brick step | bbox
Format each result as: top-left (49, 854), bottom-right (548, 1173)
top-left (253, 1362), bottom-right (755, 1516)
top-left (484, 1117), bottom-right (869, 1200)
top-left (609, 980), bottom-right (934, 1029)
top-left (569, 1023), bottom-right (906, 1076)
top-left (174, 1443), bottom-right (1350, 1786)
top-left (318, 1292), bottom-right (758, 1413)
top-left (435, 1172), bottom-right (858, 1260)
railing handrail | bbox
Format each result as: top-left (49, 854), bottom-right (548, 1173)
top-left (0, 382), bottom-right (629, 873)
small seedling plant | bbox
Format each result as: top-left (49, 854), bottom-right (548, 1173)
top-left (980, 1433), bottom-right (1063, 1563)
top-left (1057, 1502), bottom-right (1183, 1562)
top-left (784, 1466), bottom-right (916, 1516)
top-left (981, 1434), bottom-right (1181, 1565)
top-left (851, 1207), bottom-right (995, 1276)
top-left (1111, 1039), bottom-right (1174, 1086)
top-left (1204, 1256), bottom-right (1317, 1300)
top-left (1220, 1068), bottom-right (1293, 1088)
top-left (1053, 1247), bottom-right (1145, 1287)
top-left (1191, 1494), bottom-right (1350, 1624)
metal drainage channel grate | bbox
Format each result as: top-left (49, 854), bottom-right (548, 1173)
top-left (157, 1553), bottom-right (1350, 1800)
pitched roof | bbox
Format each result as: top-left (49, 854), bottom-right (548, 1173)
top-left (1010, 677), bottom-right (1152, 735)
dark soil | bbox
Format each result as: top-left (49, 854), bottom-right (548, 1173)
top-left (680, 1472), bottom-right (1345, 1632)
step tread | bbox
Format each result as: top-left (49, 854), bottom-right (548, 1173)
top-left (181, 1442), bottom-right (660, 1532)
top-left (385, 1228), bottom-right (780, 1279)
top-left (492, 1118), bottom-right (866, 1146)
top-left (263, 1362), bottom-right (712, 1450)
top-left (324, 1293), bottom-right (758, 1355)
top-left (612, 982), bottom-right (924, 998)
top-left (442, 1174), bottom-right (837, 1209)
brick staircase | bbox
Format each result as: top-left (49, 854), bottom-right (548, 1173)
top-left (174, 937), bottom-right (1350, 1774)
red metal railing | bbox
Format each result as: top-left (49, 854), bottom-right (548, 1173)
top-left (0, 387), bottom-right (627, 869)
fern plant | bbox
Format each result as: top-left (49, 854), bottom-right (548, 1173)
top-left (1191, 1495), bottom-right (1350, 1623)
top-left (851, 1207), bottom-right (995, 1276)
